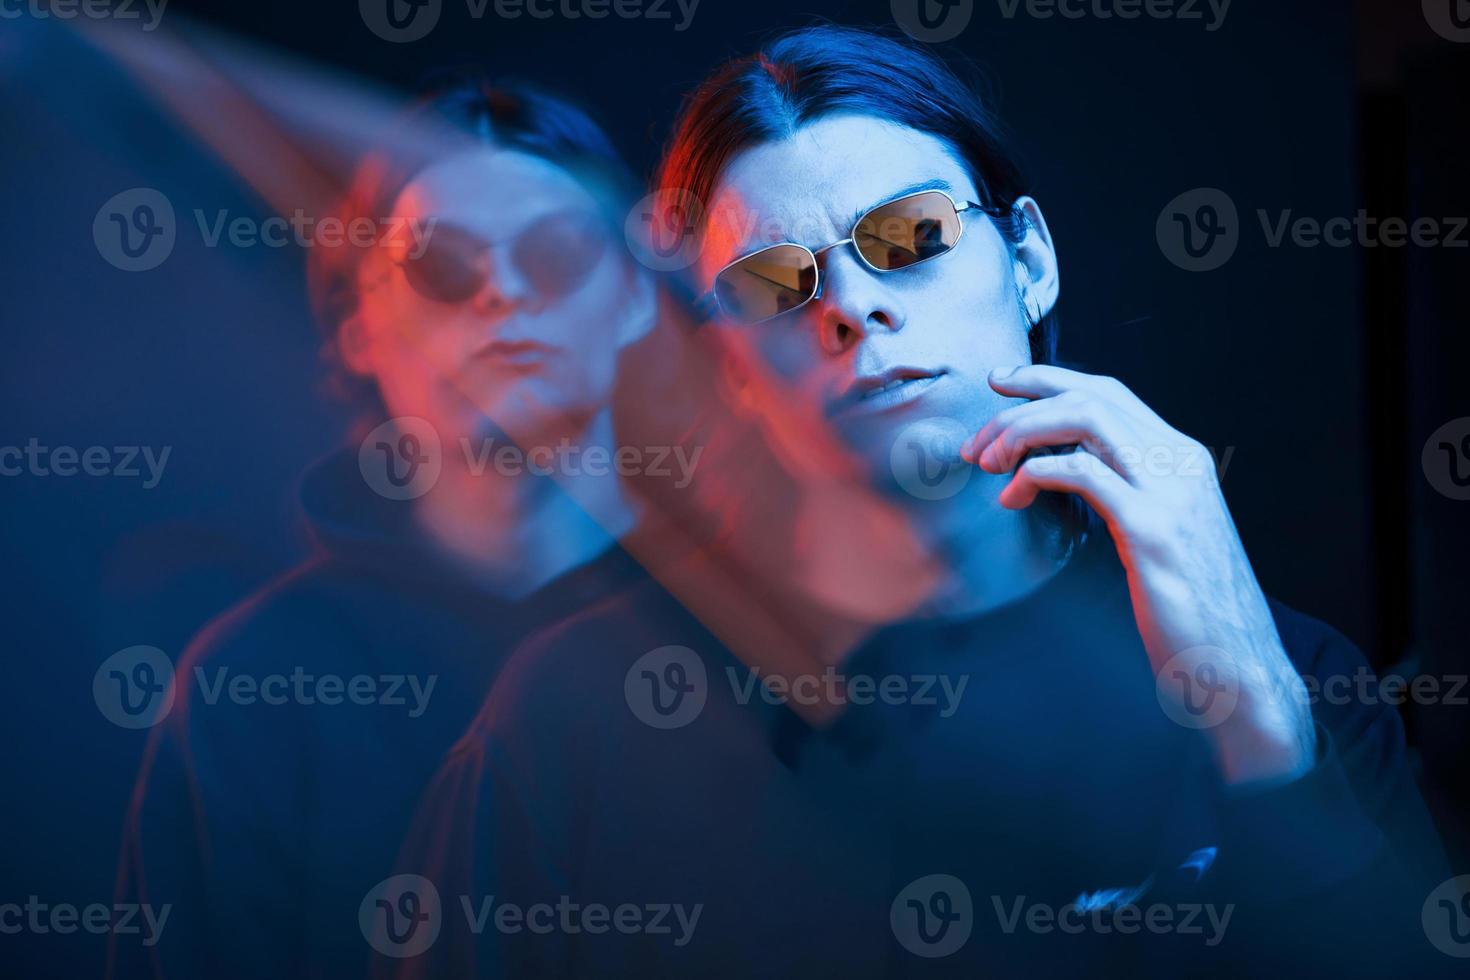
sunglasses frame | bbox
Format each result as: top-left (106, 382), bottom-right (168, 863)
top-left (705, 189), bottom-right (1004, 325)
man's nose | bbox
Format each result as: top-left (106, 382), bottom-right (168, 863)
top-left (470, 255), bottom-right (534, 319)
top-left (814, 247), bottom-right (905, 355)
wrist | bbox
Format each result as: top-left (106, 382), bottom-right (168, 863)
top-left (1211, 695), bottom-right (1317, 787)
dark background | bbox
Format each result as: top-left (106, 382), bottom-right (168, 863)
top-left (2, 1), bottom-right (1465, 975)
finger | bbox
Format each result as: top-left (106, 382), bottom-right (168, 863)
top-left (963, 393), bottom-right (1097, 466)
top-left (962, 397), bottom-right (1038, 462)
top-left (998, 447), bottom-right (1137, 525)
top-left (988, 366), bottom-right (1158, 423)
top-left (965, 398), bottom-right (1142, 482)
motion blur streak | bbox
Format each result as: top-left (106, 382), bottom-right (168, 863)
top-left (68, 15), bottom-right (946, 734)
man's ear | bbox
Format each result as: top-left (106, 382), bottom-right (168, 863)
top-left (337, 313), bottom-right (376, 376)
top-left (614, 263), bottom-right (660, 350)
top-left (1009, 196), bottom-right (1060, 322)
top-left (716, 336), bottom-right (763, 420)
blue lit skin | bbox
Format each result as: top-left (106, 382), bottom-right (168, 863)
top-left (702, 113), bottom-right (1316, 786)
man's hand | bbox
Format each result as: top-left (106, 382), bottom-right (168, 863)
top-left (962, 364), bottom-right (1316, 786)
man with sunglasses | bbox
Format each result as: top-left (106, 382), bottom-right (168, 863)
top-left (112, 79), bottom-right (658, 980)
top-left (425, 27), bottom-right (1455, 980)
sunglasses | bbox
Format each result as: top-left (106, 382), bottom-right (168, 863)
top-left (395, 211), bottom-right (609, 306)
top-left (706, 189), bottom-right (1002, 325)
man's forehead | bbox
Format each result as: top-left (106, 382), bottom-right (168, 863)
top-left (395, 147), bottom-right (593, 223)
top-left (699, 116), bottom-right (975, 270)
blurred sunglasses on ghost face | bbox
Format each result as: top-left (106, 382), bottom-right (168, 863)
top-left (395, 210), bottom-right (609, 306)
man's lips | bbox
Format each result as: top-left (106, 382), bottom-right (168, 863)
top-left (472, 339), bottom-right (555, 366)
top-left (827, 367), bottom-right (946, 417)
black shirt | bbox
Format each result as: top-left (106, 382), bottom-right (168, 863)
top-left (396, 532), bottom-right (1454, 979)
top-left (110, 449), bottom-right (642, 980)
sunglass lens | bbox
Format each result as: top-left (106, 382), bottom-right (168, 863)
top-left (511, 212), bottom-right (608, 301)
top-left (401, 223), bottom-right (490, 304)
top-left (854, 191), bottom-right (962, 271)
top-left (714, 244), bottom-right (818, 324)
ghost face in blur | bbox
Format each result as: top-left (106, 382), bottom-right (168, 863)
top-left (698, 115), bottom-right (1059, 502)
top-left (343, 146), bottom-right (652, 454)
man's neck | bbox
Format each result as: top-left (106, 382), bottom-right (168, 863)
top-left (411, 411), bottom-right (636, 600)
top-left (916, 480), bottom-right (1066, 620)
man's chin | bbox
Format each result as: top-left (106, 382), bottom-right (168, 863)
top-left (849, 414), bottom-right (981, 504)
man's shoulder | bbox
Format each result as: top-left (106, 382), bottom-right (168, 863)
top-left (473, 574), bottom-right (710, 736)
top-left (1265, 596), bottom-right (1370, 679)
top-left (177, 556), bottom-right (365, 668)
top-left (1265, 596), bottom-right (1412, 776)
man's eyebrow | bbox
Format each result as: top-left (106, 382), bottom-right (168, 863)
top-left (846, 178), bottom-right (955, 228)
top-left (723, 177), bottom-right (961, 258)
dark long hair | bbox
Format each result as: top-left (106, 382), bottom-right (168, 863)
top-left (653, 24), bottom-right (1087, 555)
